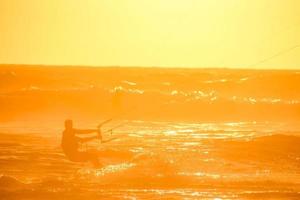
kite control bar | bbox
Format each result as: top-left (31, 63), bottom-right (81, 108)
top-left (97, 118), bottom-right (126, 143)
top-left (97, 118), bottom-right (113, 128)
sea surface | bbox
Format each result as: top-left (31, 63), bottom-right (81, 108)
top-left (0, 66), bottom-right (300, 199)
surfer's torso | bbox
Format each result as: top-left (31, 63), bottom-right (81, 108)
top-left (61, 129), bottom-right (79, 156)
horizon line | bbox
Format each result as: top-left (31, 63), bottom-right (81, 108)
top-left (0, 63), bottom-right (299, 71)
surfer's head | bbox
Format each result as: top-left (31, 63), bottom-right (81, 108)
top-left (64, 119), bottom-right (73, 129)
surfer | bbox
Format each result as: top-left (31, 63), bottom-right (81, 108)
top-left (61, 119), bottom-right (102, 166)
top-left (61, 119), bottom-right (135, 167)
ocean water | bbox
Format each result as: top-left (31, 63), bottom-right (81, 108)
top-left (0, 120), bottom-right (300, 199)
top-left (1, 66), bottom-right (300, 122)
top-left (0, 66), bottom-right (300, 199)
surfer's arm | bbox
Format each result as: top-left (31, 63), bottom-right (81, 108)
top-left (74, 129), bottom-right (98, 135)
top-left (78, 136), bottom-right (100, 143)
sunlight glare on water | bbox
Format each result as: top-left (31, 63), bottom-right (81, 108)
top-left (1, 67), bottom-right (300, 199)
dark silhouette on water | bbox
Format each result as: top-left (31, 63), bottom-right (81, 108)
top-left (61, 119), bottom-right (133, 167)
top-left (61, 119), bottom-right (102, 166)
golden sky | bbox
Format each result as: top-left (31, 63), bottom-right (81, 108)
top-left (0, 0), bottom-right (299, 69)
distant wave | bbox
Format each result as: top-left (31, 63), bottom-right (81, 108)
top-left (3, 85), bottom-right (300, 105)
top-left (1, 67), bottom-right (300, 121)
